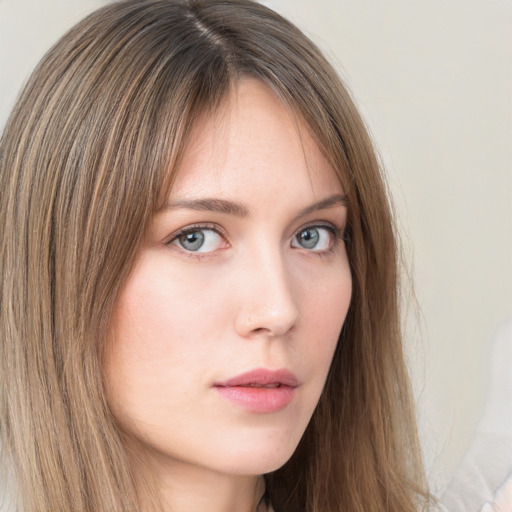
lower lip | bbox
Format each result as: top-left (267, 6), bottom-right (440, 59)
top-left (213, 385), bottom-right (296, 413)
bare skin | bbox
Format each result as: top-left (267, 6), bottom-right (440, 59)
top-left (105, 79), bottom-right (351, 512)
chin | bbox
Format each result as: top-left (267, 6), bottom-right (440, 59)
top-left (214, 430), bottom-right (304, 476)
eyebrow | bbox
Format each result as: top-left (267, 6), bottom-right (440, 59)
top-left (295, 193), bottom-right (347, 218)
top-left (162, 193), bottom-right (347, 218)
top-left (163, 198), bottom-right (250, 217)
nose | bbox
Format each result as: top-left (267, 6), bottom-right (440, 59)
top-left (233, 250), bottom-right (299, 339)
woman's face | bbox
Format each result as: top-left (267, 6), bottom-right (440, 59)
top-left (105, 79), bottom-right (352, 479)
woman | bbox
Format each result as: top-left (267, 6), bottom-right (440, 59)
top-left (0, 1), bottom-right (430, 510)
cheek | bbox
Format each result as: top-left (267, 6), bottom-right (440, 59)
top-left (294, 259), bottom-right (352, 382)
top-left (104, 254), bottom-right (235, 412)
top-left (110, 256), bottom-right (227, 352)
top-left (300, 254), bottom-right (351, 324)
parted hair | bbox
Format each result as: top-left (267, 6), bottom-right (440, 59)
top-left (0, 1), bottom-right (429, 511)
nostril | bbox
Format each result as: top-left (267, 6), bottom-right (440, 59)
top-left (248, 324), bottom-right (295, 338)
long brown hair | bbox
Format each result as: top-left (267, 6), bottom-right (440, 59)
top-left (0, 1), bottom-right (429, 510)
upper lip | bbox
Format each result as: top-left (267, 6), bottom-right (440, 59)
top-left (214, 368), bottom-right (299, 388)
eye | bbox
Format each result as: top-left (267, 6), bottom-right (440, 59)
top-left (291, 225), bottom-right (335, 251)
top-left (170, 226), bottom-right (226, 253)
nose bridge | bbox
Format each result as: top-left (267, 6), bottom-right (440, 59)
top-left (234, 240), bottom-right (299, 338)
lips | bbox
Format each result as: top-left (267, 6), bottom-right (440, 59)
top-left (216, 368), bottom-right (299, 388)
top-left (213, 368), bottom-right (299, 413)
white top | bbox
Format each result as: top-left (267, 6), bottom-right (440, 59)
top-left (440, 318), bottom-right (512, 512)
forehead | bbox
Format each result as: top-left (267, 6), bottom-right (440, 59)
top-left (170, 78), bottom-right (343, 205)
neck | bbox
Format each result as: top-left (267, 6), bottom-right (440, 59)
top-left (140, 456), bottom-right (267, 512)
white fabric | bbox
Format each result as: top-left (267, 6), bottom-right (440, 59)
top-left (480, 474), bottom-right (512, 512)
top-left (441, 318), bottom-right (512, 512)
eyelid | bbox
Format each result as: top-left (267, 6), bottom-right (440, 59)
top-left (295, 220), bottom-right (345, 239)
top-left (164, 219), bottom-right (347, 258)
top-left (291, 220), bottom-right (348, 253)
top-left (165, 223), bottom-right (229, 253)
top-left (167, 221), bottom-right (226, 239)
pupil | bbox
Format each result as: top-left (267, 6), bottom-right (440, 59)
top-left (179, 231), bottom-right (204, 251)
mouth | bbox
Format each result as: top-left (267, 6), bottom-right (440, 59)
top-left (213, 368), bottom-right (298, 413)
top-left (239, 382), bottom-right (281, 388)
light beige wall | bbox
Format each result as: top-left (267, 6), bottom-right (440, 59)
top-left (265, 1), bottom-right (512, 491)
top-left (1, 0), bottom-right (511, 492)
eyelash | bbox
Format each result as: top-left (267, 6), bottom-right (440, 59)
top-left (166, 222), bottom-right (226, 256)
top-left (170, 223), bottom-right (222, 239)
top-left (294, 222), bottom-right (346, 253)
top-left (166, 221), bottom-right (347, 259)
